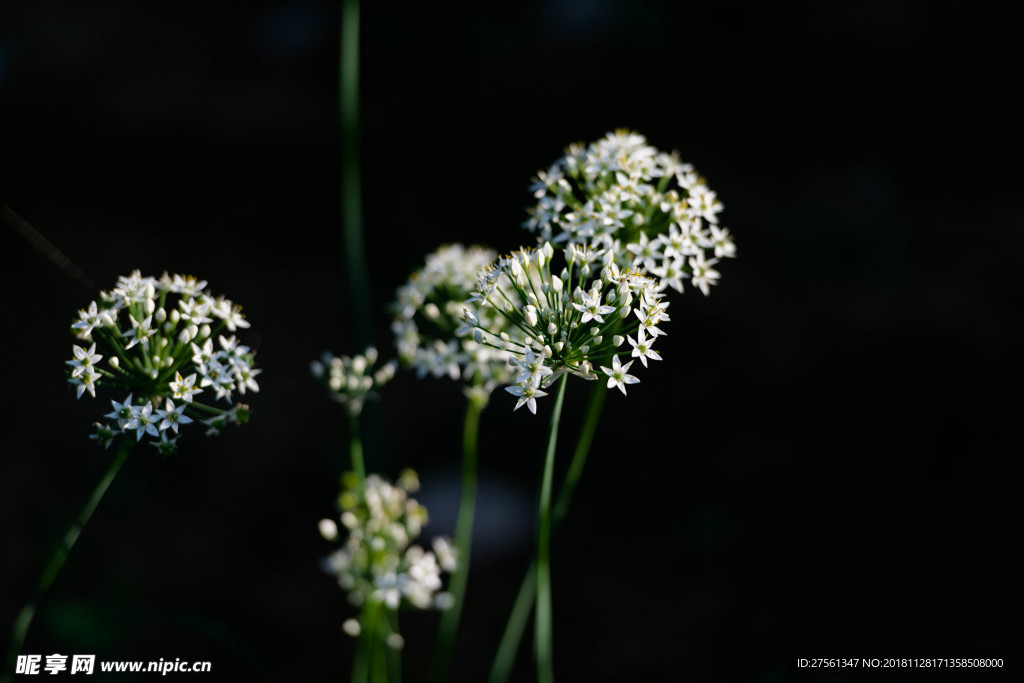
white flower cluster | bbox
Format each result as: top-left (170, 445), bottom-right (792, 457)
top-left (310, 346), bottom-right (397, 417)
top-left (461, 242), bottom-right (669, 413)
top-left (68, 271), bottom-right (259, 453)
top-left (319, 470), bottom-right (456, 615)
top-left (524, 130), bottom-right (736, 296)
top-left (391, 244), bottom-right (515, 398)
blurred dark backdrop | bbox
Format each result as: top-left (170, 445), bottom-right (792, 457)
top-left (1, 1), bottom-right (1021, 681)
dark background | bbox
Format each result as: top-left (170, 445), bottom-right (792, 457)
top-left (1, 1), bottom-right (1021, 681)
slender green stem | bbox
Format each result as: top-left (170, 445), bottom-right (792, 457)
top-left (487, 381), bottom-right (607, 683)
top-left (552, 382), bottom-right (606, 523)
top-left (349, 413), bottom-right (366, 490)
top-left (384, 610), bottom-right (401, 683)
top-left (340, 0), bottom-right (371, 348)
top-left (535, 374), bottom-right (567, 683)
top-left (486, 566), bottom-right (537, 683)
top-left (3, 437), bottom-right (134, 683)
top-left (370, 604), bottom-right (388, 683)
top-left (351, 601), bottom-right (373, 683)
top-left (430, 396), bottom-right (484, 683)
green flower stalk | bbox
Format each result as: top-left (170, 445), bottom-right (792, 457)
top-left (488, 131), bottom-right (739, 681)
top-left (392, 243), bottom-right (512, 682)
top-left (311, 346), bottom-right (396, 485)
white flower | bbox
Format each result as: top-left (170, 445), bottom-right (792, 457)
top-left (123, 402), bottom-right (160, 441)
top-left (123, 314), bottom-right (155, 350)
top-left (88, 423), bottom-right (117, 449)
top-left (432, 537), bottom-right (458, 573)
top-left (169, 372), bottom-right (202, 403)
top-left (572, 290), bottom-right (616, 324)
top-left (505, 376), bottom-right (549, 414)
top-left (689, 251), bottom-right (721, 296)
top-left (155, 399), bottom-right (193, 433)
top-left (67, 343), bottom-right (101, 377)
top-left (71, 302), bottom-right (113, 340)
top-left (68, 368), bottom-right (100, 399)
top-left (627, 328), bottom-right (662, 368)
top-left (601, 356), bottom-right (640, 396)
top-left (710, 225), bottom-right (737, 259)
top-left (510, 348), bottom-right (553, 385)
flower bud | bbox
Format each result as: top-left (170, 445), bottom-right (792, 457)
top-left (342, 619), bottom-right (361, 638)
top-left (318, 518), bottom-right (339, 541)
top-left (524, 305), bottom-right (538, 328)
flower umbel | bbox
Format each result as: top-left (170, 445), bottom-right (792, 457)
top-left (67, 271), bottom-right (258, 453)
top-left (319, 469), bottom-right (455, 614)
top-left (462, 242), bottom-right (668, 412)
top-left (524, 129), bottom-right (736, 296)
top-left (391, 244), bottom-right (515, 400)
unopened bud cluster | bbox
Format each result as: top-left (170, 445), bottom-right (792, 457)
top-left (67, 271), bottom-right (258, 454)
top-left (310, 346), bottom-right (397, 417)
top-left (524, 129), bottom-right (736, 296)
top-left (319, 469), bottom-right (456, 615)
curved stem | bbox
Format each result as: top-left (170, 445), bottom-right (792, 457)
top-left (430, 397), bottom-right (483, 682)
top-left (3, 437), bottom-right (135, 683)
top-left (535, 374), bottom-right (567, 683)
top-left (488, 381), bottom-right (606, 683)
